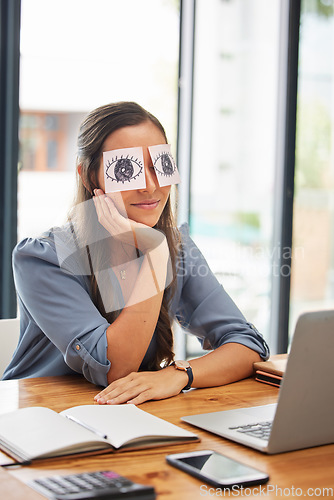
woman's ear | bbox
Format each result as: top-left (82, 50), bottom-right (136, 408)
top-left (77, 164), bottom-right (93, 194)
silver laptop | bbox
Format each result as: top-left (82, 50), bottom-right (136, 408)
top-left (182, 310), bottom-right (334, 454)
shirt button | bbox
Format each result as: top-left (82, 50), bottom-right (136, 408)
top-left (75, 344), bottom-right (81, 351)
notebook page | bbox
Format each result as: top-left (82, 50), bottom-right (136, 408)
top-left (0, 407), bottom-right (107, 459)
top-left (61, 404), bottom-right (197, 449)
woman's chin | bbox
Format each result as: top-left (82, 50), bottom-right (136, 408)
top-left (133, 217), bottom-right (157, 228)
top-left (128, 211), bottom-right (159, 228)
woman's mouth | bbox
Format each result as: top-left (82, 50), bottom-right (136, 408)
top-left (131, 199), bottom-right (160, 210)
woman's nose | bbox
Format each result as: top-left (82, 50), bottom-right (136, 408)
top-left (140, 165), bottom-right (158, 193)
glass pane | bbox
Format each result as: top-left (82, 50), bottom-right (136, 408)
top-left (189, 0), bottom-right (281, 355)
top-left (45, 115), bottom-right (59, 131)
top-left (290, 0), bottom-right (334, 339)
top-left (47, 140), bottom-right (58, 170)
top-left (18, 0), bottom-right (180, 240)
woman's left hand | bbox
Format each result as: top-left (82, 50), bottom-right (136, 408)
top-left (94, 366), bottom-right (188, 405)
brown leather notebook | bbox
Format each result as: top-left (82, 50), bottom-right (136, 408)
top-left (253, 354), bottom-right (288, 387)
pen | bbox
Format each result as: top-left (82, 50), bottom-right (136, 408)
top-left (65, 415), bottom-right (108, 439)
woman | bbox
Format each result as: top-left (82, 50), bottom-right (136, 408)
top-left (3, 102), bottom-right (269, 404)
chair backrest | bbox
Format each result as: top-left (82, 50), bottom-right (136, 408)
top-left (0, 318), bottom-right (20, 378)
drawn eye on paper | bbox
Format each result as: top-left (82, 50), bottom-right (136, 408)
top-left (106, 156), bottom-right (142, 183)
top-left (148, 144), bottom-right (181, 187)
top-left (103, 147), bottom-right (146, 193)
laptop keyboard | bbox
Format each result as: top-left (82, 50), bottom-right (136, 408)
top-left (228, 421), bottom-right (272, 440)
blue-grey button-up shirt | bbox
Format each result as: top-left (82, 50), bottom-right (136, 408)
top-left (2, 224), bottom-right (269, 386)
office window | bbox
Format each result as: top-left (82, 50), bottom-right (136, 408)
top-left (289, 0), bottom-right (334, 338)
top-left (188, 0), bottom-right (281, 355)
top-left (19, 136), bottom-right (36, 172)
top-left (46, 140), bottom-right (58, 170)
top-left (18, 0), bottom-right (180, 240)
top-left (45, 115), bottom-right (59, 131)
top-left (19, 112), bottom-right (66, 171)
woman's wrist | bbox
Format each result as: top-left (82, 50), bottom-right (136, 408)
top-left (165, 365), bottom-right (189, 393)
top-left (145, 236), bottom-right (170, 292)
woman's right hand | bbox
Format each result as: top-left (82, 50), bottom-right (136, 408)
top-left (93, 189), bottom-right (165, 253)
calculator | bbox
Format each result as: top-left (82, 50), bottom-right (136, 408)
top-left (28, 470), bottom-right (156, 500)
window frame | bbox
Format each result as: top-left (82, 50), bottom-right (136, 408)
top-left (0, 0), bottom-right (21, 318)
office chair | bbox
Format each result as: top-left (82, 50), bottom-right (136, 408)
top-left (0, 318), bottom-right (20, 377)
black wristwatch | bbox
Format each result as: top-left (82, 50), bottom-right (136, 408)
top-left (171, 360), bottom-right (194, 391)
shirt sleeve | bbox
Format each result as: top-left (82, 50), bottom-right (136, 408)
top-left (174, 224), bottom-right (270, 359)
top-left (12, 235), bottom-right (111, 386)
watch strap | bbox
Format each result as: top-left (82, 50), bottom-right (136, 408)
top-left (182, 365), bottom-right (193, 391)
top-left (172, 361), bottom-right (193, 391)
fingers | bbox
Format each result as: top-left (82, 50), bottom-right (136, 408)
top-left (126, 391), bottom-right (153, 405)
top-left (93, 369), bottom-right (181, 406)
top-left (94, 372), bottom-right (136, 401)
top-left (93, 189), bottom-right (114, 222)
top-left (94, 373), bottom-right (152, 405)
top-left (93, 189), bottom-right (135, 242)
top-left (93, 190), bottom-right (124, 234)
top-left (106, 388), bottom-right (152, 406)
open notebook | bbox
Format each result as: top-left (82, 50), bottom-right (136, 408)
top-left (182, 310), bottom-right (334, 454)
top-left (0, 403), bottom-right (198, 464)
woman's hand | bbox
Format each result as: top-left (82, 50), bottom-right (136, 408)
top-left (94, 366), bottom-right (188, 406)
top-left (93, 189), bottom-right (165, 253)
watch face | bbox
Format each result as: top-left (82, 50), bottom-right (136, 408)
top-left (174, 360), bottom-right (190, 370)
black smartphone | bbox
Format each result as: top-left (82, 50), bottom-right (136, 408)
top-left (166, 449), bottom-right (269, 488)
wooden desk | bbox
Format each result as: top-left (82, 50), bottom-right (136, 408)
top-left (0, 375), bottom-right (333, 499)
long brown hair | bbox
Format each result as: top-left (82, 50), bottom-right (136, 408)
top-left (71, 102), bottom-right (180, 370)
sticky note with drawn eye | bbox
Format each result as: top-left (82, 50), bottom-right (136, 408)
top-left (148, 144), bottom-right (181, 187)
top-left (103, 146), bottom-right (146, 193)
